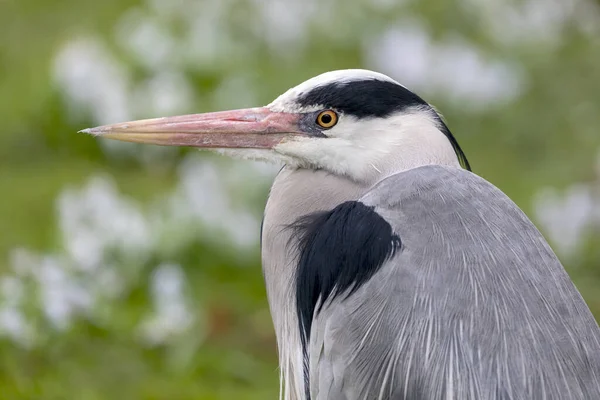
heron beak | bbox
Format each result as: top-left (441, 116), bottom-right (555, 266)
top-left (79, 107), bottom-right (302, 149)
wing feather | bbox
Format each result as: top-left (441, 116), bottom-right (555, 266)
top-left (309, 165), bottom-right (600, 400)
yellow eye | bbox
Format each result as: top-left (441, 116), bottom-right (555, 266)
top-left (316, 110), bottom-right (338, 129)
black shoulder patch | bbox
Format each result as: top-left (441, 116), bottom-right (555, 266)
top-left (290, 201), bottom-right (401, 392)
top-left (297, 79), bottom-right (427, 118)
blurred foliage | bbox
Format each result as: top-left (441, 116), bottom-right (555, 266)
top-left (1, 0), bottom-right (600, 398)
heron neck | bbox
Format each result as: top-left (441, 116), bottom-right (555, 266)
top-left (261, 166), bottom-right (368, 400)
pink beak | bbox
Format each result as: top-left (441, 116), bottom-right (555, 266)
top-left (80, 107), bottom-right (302, 149)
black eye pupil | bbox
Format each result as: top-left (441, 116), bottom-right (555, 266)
top-left (320, 114), bottom-right (332, 124)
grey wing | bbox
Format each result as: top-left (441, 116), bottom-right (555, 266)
top-left (309, 165), bottom-right (600, 400)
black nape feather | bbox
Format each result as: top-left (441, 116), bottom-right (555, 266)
top-left (290, 201), bottom-right (401, 396)
top-left (437, 118), bottom-right (471, 171)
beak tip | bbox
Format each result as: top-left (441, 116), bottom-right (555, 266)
top-left (79, 126), bottom-right (109, 136)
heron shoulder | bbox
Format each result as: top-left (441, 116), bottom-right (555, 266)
top-left (360, 164), bottom-right (541, 237)
top-left (362, 164), bottom-right (502, 209)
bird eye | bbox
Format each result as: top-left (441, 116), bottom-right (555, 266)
top-left (316, 110), bottom-right (338, 129)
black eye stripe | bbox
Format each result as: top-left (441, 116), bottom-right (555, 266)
top-left (297, 79), bottom-right (428, 118)
top-left (295, 78), bottom-right (471, 170)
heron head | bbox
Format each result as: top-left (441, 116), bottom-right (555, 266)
top-left (82, 69), bottom-right (469, 182)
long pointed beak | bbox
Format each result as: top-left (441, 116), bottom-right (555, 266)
top-left (80, 107), bottom-right (302, 149)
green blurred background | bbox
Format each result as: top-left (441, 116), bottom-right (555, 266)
top-left (1, 0), bottom-right (600, 398)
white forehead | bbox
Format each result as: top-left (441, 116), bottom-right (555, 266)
top-left (268, 69), bottom-right (403, 113)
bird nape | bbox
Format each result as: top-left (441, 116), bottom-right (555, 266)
top-left (82, 69), bottom-right (600, 400)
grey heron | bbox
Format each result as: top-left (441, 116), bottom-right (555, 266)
top-left (82, 69), bottom-right (600, 400)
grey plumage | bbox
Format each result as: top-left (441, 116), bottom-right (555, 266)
top-left (307, 165), bottom-right (600, 399)
top-left (85, 69), bottom-right (600, 400)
